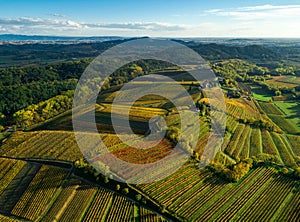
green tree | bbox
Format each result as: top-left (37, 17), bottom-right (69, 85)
top-left (293, 167), bottom-right (300, 179)
top-left (281, 168), bottom-right (289, 175)
top-left (103, 176), bottom-right (109, 184)
top-left (135, 194), bottom-right (142, 201)
top-left (122, 188), bottom-right (129, 195)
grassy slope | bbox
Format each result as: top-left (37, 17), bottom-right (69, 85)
top-left (251, 87), bottom-right (273, 101)
top-left (274, 101), bottom-right (300, 132)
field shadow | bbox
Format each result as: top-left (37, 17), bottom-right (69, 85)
top-left (285, 101), bottom-right (300, 130)
top-left (0, 162), bottom-right (40, 214)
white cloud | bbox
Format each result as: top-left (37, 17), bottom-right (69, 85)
top-left (87, 22), bottom-right (186, 31)
top-left (0, 17), bottom-right (187, 35)
top-left (51, 13), bottom-right (68, 18)
top-left (194, 4), bottom-right (300, 37)
top-left (237, 4), bottom-right (300, 11)
top-left (207, 4), bottom-right (300, 20)
top-left (205, 9), bottom-right (222, 14)
top-left (0, 9), bottom-right (299, 38)
top-left (0, 17), bottom-right (84, 30)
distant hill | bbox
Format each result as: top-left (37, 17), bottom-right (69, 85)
top-left (191, 43), bottom-right (282, 62)
top-left (0, 37), bottom-right (143, 67)
top-left (0, 36), bottom-right (296, 67)
top-left (0, 34), bottom-right (124, 42)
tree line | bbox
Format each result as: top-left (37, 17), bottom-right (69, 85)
top-left (0, 79), bottom-right (77, 118)
top-left (209, 154), bottom-right (300, 182)
top-left (13, 90), bottom-right (74, 129)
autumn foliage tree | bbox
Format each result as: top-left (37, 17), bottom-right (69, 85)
top-left (13, 90), bottom-right (73, 129)
top-left (210, 159), bottom-right (253, 182)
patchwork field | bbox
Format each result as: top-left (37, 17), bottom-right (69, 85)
top-left (1, 115), bottom-right (299, 221)
top-left (0, 158), bottom-right (166, 222)
top-left (1, 68), bottom-right (300, 221)
top-left (258, 101), bottom-right (300, 134)
top-left (2, 156), bottom-right (298, 222)
top-left (266, 75), bottom-right (300, 88)
top-left (138, 163), bottom-right (299, 222)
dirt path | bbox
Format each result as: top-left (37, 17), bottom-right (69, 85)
top-left (53, 185), bottom-right (79, 221)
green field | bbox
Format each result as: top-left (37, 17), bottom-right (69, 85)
top-left (268, 114), bottom-right (299, 134)
top-left (251, 87), bottom-right (273, 101)
top-left (258, 102), bottom-right (283, 115)
top-left (274, 101), bottom-right (300, 132)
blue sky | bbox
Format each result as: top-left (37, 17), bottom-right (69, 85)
top-left (0, 0), bottom-right (300, 37)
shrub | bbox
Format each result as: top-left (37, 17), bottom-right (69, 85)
top-left (135, 194), bottom-right (142, 201)
top-left (293, 167), bottom-right (300, 179)
top-left (122, 187), bottom-right (129, 195)
top-left (209, 159), bottom-right (252, 182)
top-left (103, 176), bottom-right (109, 184)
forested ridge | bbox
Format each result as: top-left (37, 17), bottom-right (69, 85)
top-left (0, 59), bottom-right (90, 119)
top-left (0, 57), bottom-right (171, 127)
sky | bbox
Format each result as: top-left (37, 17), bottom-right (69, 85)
top-left (0, 0), bottom-right (300, 37)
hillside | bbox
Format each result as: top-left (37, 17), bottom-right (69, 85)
top-left (0, 41), bottom-right (300, 221)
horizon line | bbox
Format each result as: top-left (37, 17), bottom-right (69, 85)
top-left (1, 34), bottom-right (300, 39)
